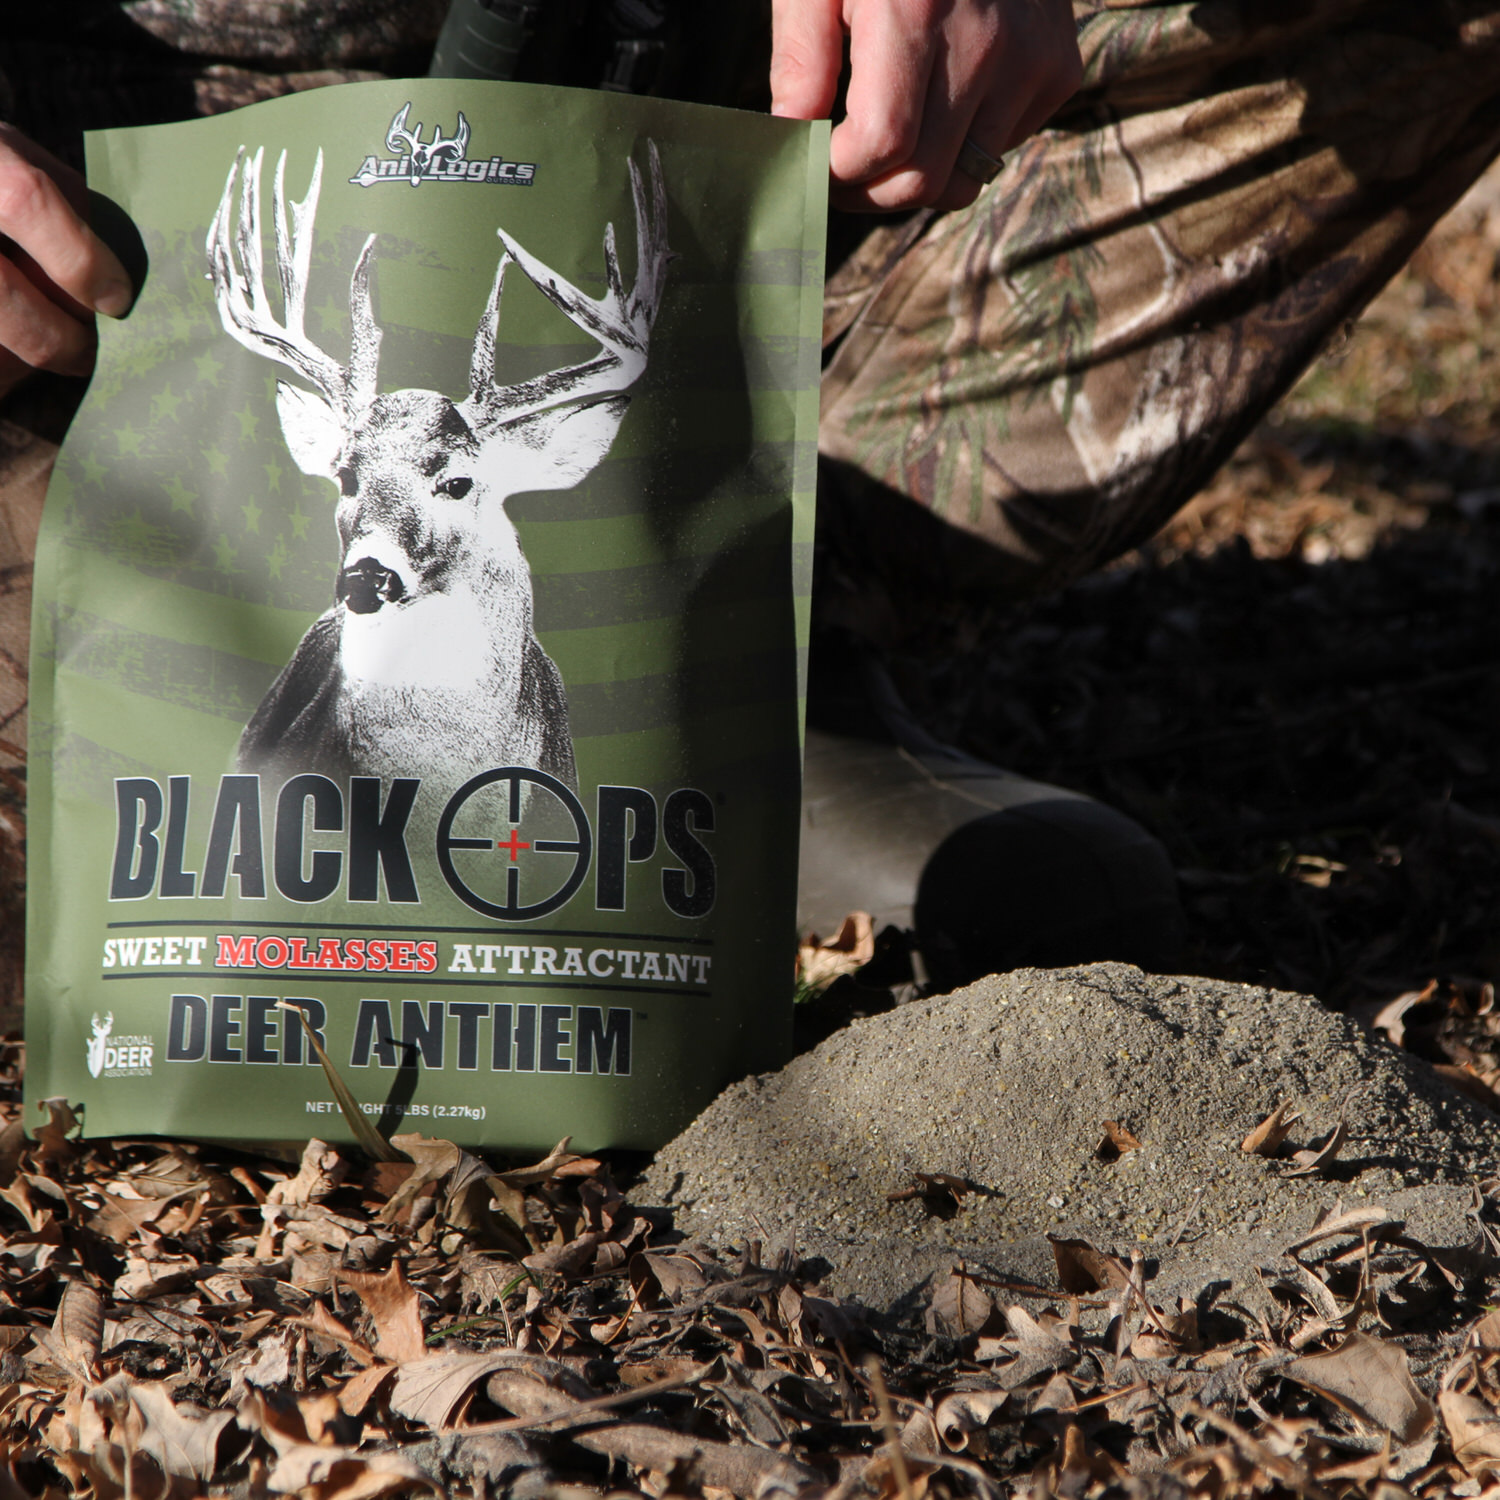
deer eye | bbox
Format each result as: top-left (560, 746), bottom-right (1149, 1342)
top-left (436, 475), bottom-right (473, 499)
top-left (336, 466), bottom-right (358, 498)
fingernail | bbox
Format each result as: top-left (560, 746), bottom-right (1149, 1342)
top-left (92, 276), bottom-right (134, 318)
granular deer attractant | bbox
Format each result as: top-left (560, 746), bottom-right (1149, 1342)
top-left (26, 80), bottom-right (827, 1150)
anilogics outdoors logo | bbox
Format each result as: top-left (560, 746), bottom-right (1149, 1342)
top-left (350, 104), bottom-right (537, 188)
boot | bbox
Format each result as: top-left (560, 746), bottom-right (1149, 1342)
top-left (798, 642), bottom-right (1184, 992)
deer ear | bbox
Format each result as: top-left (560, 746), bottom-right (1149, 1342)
top-left (500, 397), bottom-right (630, 493)
top-left (275, 382), bottom-right (344, 479)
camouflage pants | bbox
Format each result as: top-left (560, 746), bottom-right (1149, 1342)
top-left (7, 1), bottom-right (1500, 611)
top-left (818, 0), bottom-right (1500, 625)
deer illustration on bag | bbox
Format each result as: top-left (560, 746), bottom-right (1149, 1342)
top-left (207, 141), bottom-right (672, 788)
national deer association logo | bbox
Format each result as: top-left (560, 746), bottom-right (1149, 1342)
top-left (350, 104), bottom-right (537, 188)
top-left (86, 1012), bottom-right (154, 1079)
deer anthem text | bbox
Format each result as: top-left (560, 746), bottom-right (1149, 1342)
top-left (163, 994), bottom-right (635, 1076)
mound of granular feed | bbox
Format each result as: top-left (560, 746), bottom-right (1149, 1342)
top-left (642, 964), bottom-right (1500, 1308)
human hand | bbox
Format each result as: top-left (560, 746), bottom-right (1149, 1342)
top-left (770, 0), bottom-right (1082, 212)
top-left (0, 124), bottom-right (135, 394)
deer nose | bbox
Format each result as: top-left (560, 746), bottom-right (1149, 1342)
top-left (338, 556), bottom-right (407, 614)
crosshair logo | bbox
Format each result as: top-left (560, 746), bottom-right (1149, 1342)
top-left (436, 768), bottom-right (591, 920)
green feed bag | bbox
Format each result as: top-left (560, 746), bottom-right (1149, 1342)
top-left (25, 80), bottom-right (828, 1151)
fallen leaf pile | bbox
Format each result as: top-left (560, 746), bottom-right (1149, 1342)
top-left (9, 1035), bottom-right (1500, 1498)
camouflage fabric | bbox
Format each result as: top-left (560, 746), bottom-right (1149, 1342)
top-left (0, 4), bottom-right (447, 171)
top-left (820, 1), bottom-right (1500, 615)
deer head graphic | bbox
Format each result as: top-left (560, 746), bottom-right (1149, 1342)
top-left (87, 1012), bottom-right (113, 1078)
top-left (207, 141), bottom-right (672, 788)
top-left (385, 103), bottom-right (471, 184)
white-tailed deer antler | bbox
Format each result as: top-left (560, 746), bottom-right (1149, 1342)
top-left (386, 103), bottom-right (420, 159)
top-left (207, 148), bottom-right (381, 424)
top-left (216, 141), bottom-right (674, 790)
top-left (460, 141), bottom-right (673, 434)
top-left (434, 112), bottom-right (471, 165)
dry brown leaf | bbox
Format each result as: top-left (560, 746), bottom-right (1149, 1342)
top-left (1284, 1118), bottom-right (1348, 1177)
top-left (1472, 1310), bottom-right (1500, 1348)
top-left (291, 1302), bottom-right (375, 1366)
top-left (1442, 1387), bottom-right (1500, 1478)
top-left (925, 1268), bottom-right (996, 1340)
top-left (1095, 1119), bottom-right (1142, 1162)
top-left (265, 1443), bottom-right (438, 1499)
top-left (0, 1118), bottom-right (24, 1189)
top-left (380, 1134), bottom-right (532, 1254)
top-left (1130, 1301), bottom-right (1198, 1360)
top-left (1371, 984), bottom-right (1437, 1049)
top-left (55, 1375), bottom-right (237, 1496)
top-left (374, 1139), bottom-right (459, 1227)
top-left (268, 1140), bottom-right (347, 1207)
top-left (241, 1331), bottom-right (294, 1391)
top-left (899, 1406), bottom-right (942, 1456)
top-left (796, 911), bottom-right (875, 993)
top-left (491, 1136), bottom-right (581, 1190)
top-left (1047, 1235), bottom-right (1130, 1293)
top-left (860, 1446), bottom-right (936, 1500)
top-left (338, 1362), bottom-right (397, 1418)
top-left (977, 1306), bottom-right (1079, 1390)
top-left (30, 1098), bottom-right (78, 1163)
top-left (112, 1380), bottom-right (238, 1485)
top-left (90, 1188), bottom-right (171, 1243)
top-left (705, 1359), bottom-right (789, 1446)
top-left (1055, 1421), bottom-right (1125, 1488)
top-left (1283, 1332), bottom-right (1435, 1442)
top-left (1241, 1099), bottom-right (1302, 1156)
top-left (51, 1280), bottom-right (102, 1381)
top-left (558, 1421), bottom-right (818, 1496)
top-left (933, 1388), bottom-right (1010, 1450)
top-left (631, 1249), bottom-right (711, 1305)
top-left (1005, 1305), bottom-right (1073, 1352)
top-left (389, 1350), bottom-right (521, 1430)
top-left (339, 1265), bottom-right (426, 1364)
top-left (887, 1172), bottom-right (971, 1217)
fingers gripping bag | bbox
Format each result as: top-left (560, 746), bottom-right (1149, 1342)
top-left (26, 81), bottom-right (828, 1151)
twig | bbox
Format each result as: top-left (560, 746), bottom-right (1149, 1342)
top-left (1168, 1185), bottom-right (1208, 1248)
top-left (864, 1355), bottom-right (915, 1500)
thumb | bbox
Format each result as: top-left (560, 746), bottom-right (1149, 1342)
top-left (770, 0), bottom-right (844, 119)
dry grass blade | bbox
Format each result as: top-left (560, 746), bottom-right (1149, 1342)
top-left (279, 1002), bottom-right (403, 1163)
top-left (1284, 1206), bottom-right (1391, 1256)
